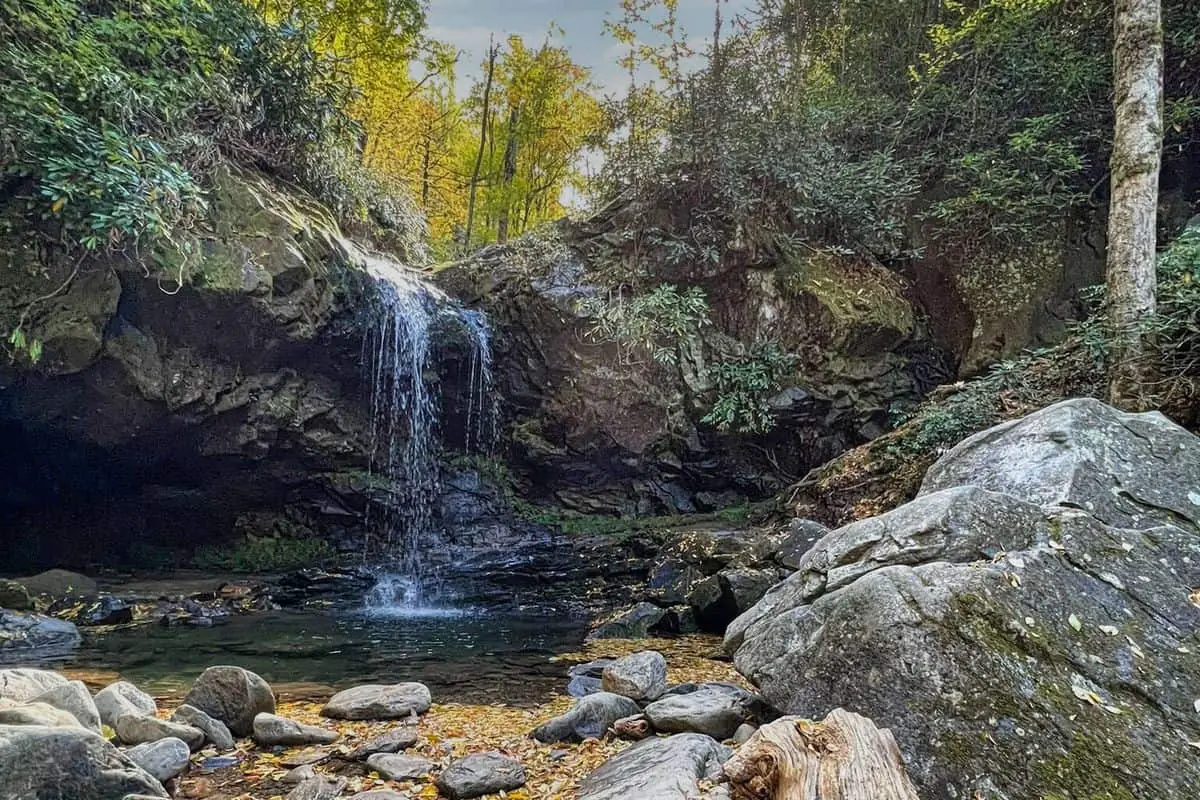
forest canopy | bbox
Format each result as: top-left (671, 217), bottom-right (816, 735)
top-left (1, 0), bottom-right (1197, 266)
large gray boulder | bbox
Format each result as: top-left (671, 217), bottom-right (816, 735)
top-left (0, 700), bottom-right (81, 728)
top-left (34, 681), bottom-right (101, 732)
top-left (0, 670), bottom-right (66, 703)
top-left (577, 733), bottom-right (730, 800)
top-left (601, 651), bottom-right (667, 702)
top-left (183, 666), bottom-right (275, 737)
top-left (728, 400), bottom-right (1200, 799)
top-left (0, 724), bottom-right (167, 799)
top-left (435, 752), bottom-right (526, 799)
top-left (532, 692), bottom-right (641, 743)
top-left (94, 681), bottom-right (157, 730)
top-left (172, 704), bottom-right (234, 751)
top-left (125, 737), bottom-right (191, 782)
top-left (644, 687), bottom-right (749, 739)
top-left (115, 714), bottom-right (205, 751)
top-left (921, 397), bottom-right (1200, 529)
top-left (252, 713), bottom-right (339, 747)
top-left (321, 683), bottom-right (430, 721)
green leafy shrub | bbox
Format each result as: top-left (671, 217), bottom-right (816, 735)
top-left (702, 342), bottom-right (798, 434)
top-left (0, 0), bottom-right (356, 252)
top-left (192, 536), bottom-right (335, 573)
top-left (579, 284), bottom-right (711, 365)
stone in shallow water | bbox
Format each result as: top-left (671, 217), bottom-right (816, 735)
top-left (183, 665), bottom-right (276, 737)
top-left (0, 668), bottom-right (67, 702)
top-left (601, 651), bottom-right (667, 702)
top-left (0, 724), bottom-right (168, 799)
top-left (577, 733), bottom-right (730, 800)
top-left (532, 692), bottom-right (642, 743)
top-left (172, 703), bottom-right (235, 750)
top-left (34, 679), bottom-right (101, 732)
top-left (94, 680), bottom-right (157, 729)
top-left (366, 752), bottom-right (434, 780)
top-left (252, 713), bottom-right (339, 747)
top-left (321, 682), bottom-right (431, 721)
top-left (348, 727), bottom-right (419, 759)
top-left (116, 714), bottom-right (205, 751)
top-left (436, 752), bottom-right (526, 799)
top-left (126, 737), bottom-right (191, 781)
top-left (0, 610), bottom-right (81, 654)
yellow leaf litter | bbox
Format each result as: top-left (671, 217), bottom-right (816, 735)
top-left (174, 635), bottom-right (742, 800)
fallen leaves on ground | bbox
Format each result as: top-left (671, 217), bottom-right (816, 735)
top-left (175, 635), bottom-right (736, 800)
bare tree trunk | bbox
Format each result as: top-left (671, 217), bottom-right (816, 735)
top-left (1106, 0), bottom-right (1163, 407)
top-left (496, 106), bottom-right (519, 244)
top-left (724, 709), bottom-right (920, 800)
top-left (464, 37), bottom-right (498, 253)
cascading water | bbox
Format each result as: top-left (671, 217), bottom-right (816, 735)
top-left (357, 254), bottom-right (497, 615)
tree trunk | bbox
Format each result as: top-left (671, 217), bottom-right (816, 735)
top-left (724, 709), bottom-right (920, 800)
top-left (496, 106), bottom-right (519, 244)
top-left (464, 38), bottom-right (498, 252)
top-left (1106, 0), bottom-right (1163, 407)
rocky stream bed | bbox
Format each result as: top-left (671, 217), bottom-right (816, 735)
top-left (2, 399), bottom-right (1200, 800)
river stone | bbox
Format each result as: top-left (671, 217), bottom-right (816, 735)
top-left (34, 680), bottom-right (101, 731)
top-left (115, 714), bottom-right (205, 751)
top-left (586, 602), bottom-right (667, 640)
top-left (95, 681), bottom-right (158, 729)
top-left (732, 723), bottom-right (756, 744)
top-left (253, 713), bottom-right (339, 746)
top-left (435, 752), bottom-right (526, 799)
top-left (601, 651), bottom-right (667, 702)
top-left (566, 659), bottom-right (613, 698)
top-left (126, 737), bottom-right (191, 781)
top-left (183, 666), bottom-right (275, 737)
top-left (0, 610), bottom-right (81, 654)
top-left (718, 569), bottom-right (778, 615)
top-left (321, 683), bottom-right (431, 721)
top-left (172, 703), bottom-right (235, 750)
top-left (0, 724), bottom-right (168, 799)
top-left (0, 668), bottom-right (67, 702)
top-left (366, 752), bottom-right (434, 780)
top-left (0, 699), bottom-right (82, 727)
top-left (348, 727), bottom-right (419, 759)
top-left (15, 569), bottom-right (99, 598)
top-left (348, 793), bottom-right (409, 800)
top-left (577, 732), bottom-right (730, 800)
top-left (282, 763), bottom-right (316, 784)
top-left (532, 692), bottom-right (642, 743)
top-left (286, 775), bottom-right (346, 800)
top-left (643, 687), bottom-right (749, 739)
top-left (728, 401), bottom-right (1200, 799)
top-left (0, 579), bottom-right (32, 610)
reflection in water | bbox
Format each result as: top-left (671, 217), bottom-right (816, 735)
top-left (35, 609), bottom-right (585, 705)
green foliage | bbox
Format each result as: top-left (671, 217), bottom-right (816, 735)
top-left (702, 342), bottom-right (798, 434)
top-left (579, 284), bottom-right (711, 364)
top-left (0, 0), bottom-right (357, 253)
top-left (192, 536), bottom-right (335, 573)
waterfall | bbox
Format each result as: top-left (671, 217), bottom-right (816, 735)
top-left (357, 254), bottom-right (496, 613)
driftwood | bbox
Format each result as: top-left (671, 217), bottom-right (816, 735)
top-left (611, 714), bottom-right (652, 740)
top-left (723, 708), bottom-right (919, 800)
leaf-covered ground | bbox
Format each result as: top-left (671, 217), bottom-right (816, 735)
top-left (167, 635), bottom-right (741, 800)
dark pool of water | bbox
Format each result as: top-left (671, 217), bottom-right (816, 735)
top-left (28, 609), bottom-right (588, 705)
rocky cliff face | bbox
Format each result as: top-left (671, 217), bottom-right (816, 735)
top-left (437, 214), bottom-right (950, 517)
top-left (1, 169), bottom-right (406, 569)
top-left (727, 399), bottom-right (1200, 798)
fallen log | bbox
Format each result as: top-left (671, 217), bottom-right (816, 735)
top-left (723, 708), bottom-right (919, 799)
